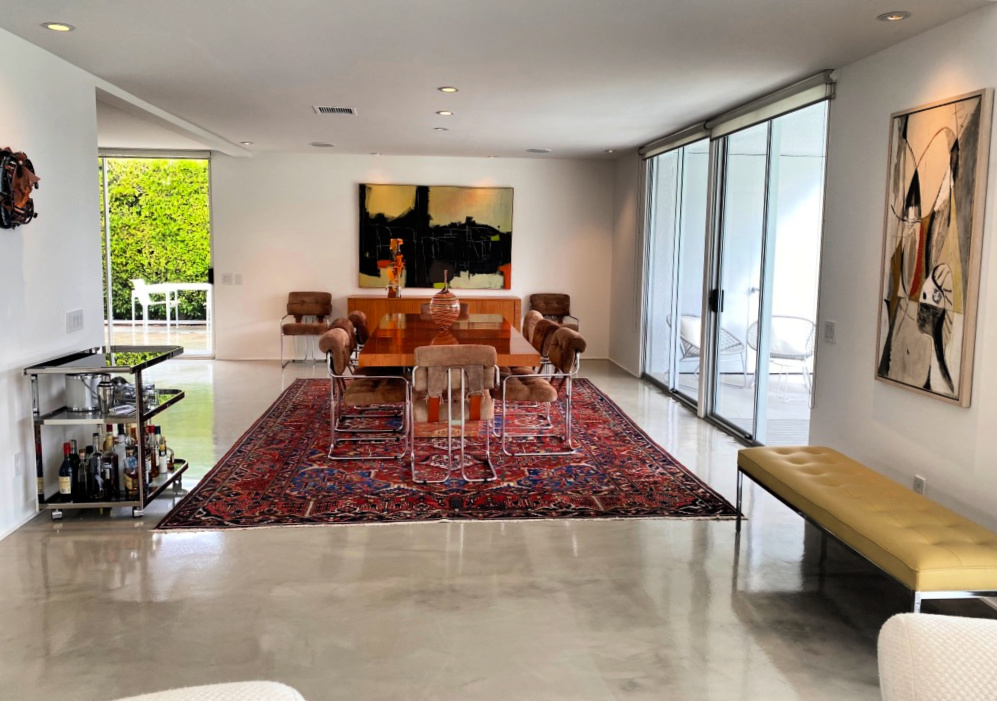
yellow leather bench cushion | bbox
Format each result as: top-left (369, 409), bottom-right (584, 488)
top-left (738, 446), bottom-right (997, 592)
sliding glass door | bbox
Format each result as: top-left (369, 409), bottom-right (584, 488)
top-left (643, 139), bottom-right (709, 404)
top-left (642, 101), bottom-right (828, 446)
top-left (708, 102), bottom-right (828, 443)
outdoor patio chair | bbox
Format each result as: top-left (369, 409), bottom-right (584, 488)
top-left (130, 279), bottom-right (177, 332)
top-left (747, 315), bottom-right (816, 400)
top-left (666, 314), bottom-right (747, 387)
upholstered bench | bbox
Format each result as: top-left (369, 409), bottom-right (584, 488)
top-left (736, 446), bottom-right (997, 612)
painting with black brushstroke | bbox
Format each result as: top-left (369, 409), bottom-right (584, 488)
top-left (358, 184), bottom-right (513, 290)
top-left (876, 89), bottom-right (993, 406)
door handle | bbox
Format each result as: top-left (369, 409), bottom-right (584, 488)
top-left (708, 289), bottom-right (725, 314)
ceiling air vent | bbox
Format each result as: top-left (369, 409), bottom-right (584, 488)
top-left (313, 106), bottom-right (356, 116)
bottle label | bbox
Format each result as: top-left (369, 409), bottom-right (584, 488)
top-left (59, 476), bottom-right (71, 495)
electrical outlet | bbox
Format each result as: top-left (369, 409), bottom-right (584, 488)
top-left (221, 273), bottom-right (233, 285)
top-left (13, 452), bottom-right (23, 479)
top-left (66, 309), bottom-right (84, 333)
top-left (823, 320), bottom-right (836, 344)
top-left (234, 273), bottom-right (243, 286)
top-left (913, 475), bottom-right (926, 495)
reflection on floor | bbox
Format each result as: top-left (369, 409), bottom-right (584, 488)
top-left (107, 322), bottom-right (211, 355)
top-left (646, 371), bottom-right (811, 446)
top-left (1, 359), bottom-right (991, 701)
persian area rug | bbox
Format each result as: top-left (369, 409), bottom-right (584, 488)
top-left (156, 379), bottom-right (737, 530)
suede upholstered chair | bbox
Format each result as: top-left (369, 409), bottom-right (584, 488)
top-left (411, 344), bottom-right (499, 483)
top-left (280, 291), bottom-right (333, 367)
top-left (496, 327), bottom-right (586, 457)
top-left (320, 327), bottom-right (410, 461)
top-left (522, 309), bottom-right (544, 345)
top-left (529, 293), bottom-right (579, 331)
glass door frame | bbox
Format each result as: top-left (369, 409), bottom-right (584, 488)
top-left (98, 151), bottom-right (215, 357)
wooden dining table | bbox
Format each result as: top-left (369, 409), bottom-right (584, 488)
top-left (358, 313), bottom-right (540, 368)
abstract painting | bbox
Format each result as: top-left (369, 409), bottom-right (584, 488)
top-left (876, 90), bottom-right (993, 406)
top-left (358, 184), bottom-right (513, 289)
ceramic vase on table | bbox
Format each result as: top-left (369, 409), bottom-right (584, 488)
top-left (429, 273), bottom-right (460, 333)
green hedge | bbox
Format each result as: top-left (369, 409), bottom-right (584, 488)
top-left (100, 158), bottom-right (211, 321)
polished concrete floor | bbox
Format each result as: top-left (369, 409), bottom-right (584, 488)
top-left (2, 360), bottom-right (991, 700)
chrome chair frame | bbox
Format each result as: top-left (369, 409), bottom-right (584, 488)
top-left (411, 364), bottom-right (499, 483)
top-left (326, 353), bottom-right (411, 461)
top-left (497, 350), bottom-right (580, 457)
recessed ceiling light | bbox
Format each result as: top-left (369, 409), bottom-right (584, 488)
top-left (605, 149), bottom-right (615, 154)
top-left (42, 22), bottom-right (75, 32)
top-left (309, 141), bottom-right (335, 148)
top-left (877, 10), bottom-right (911, 21)
top-left (434, 127), bottom-right (449, 131)
top-left (487, 155), bottom-right (496, 159)
top-left (526, 148), bottom-right (552, 154)
top-left (240, 141), bottom-right (254, 146)
top-left (438, 86), bottom-right (459, 93)
top-left (436, 110), bottom-right (454, 116)
top-left (370, 152), bottom-right (381, 156)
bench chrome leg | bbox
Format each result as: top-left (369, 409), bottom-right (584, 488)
top-left (736, 469), bottom-right (743, 533)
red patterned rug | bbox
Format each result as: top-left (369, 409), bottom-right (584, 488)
top-left (157, 378), bottom-right (737, 530)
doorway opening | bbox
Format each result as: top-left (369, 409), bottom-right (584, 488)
top-left (98, 156), bottom-right (213, 356)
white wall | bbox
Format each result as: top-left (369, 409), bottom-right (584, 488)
top-left (812, 4), bottom-right (997, 529)
top-left (609, 152), bottom-right (643, 375)
top-left (211, 154), bottom-right (615, 360)
top-left (0, 29), bottom-right (104, 539)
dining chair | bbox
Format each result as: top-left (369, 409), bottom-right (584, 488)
top-left (496, 327), bottom-right (586, 457)
top-left (529, 293), bottom-right (579, 330)
top-left (131, 279), bottom-right (177, 333)
top-left (411, 344), bottom-right (499, 483)
top-left (522, 309), bottom-right (544, 344)
top-left (280, 291), bottom-right (333, 368)
top-left (347, 310), bottom-right (370, 352)
top-left (320, 327), bottom-right (411, 461)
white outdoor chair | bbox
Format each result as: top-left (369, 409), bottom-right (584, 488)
top-left (666, 314), bottom-right (747, 387)
top-left (130, 279), bottom-right (176, 333)
top-left (747, 315), bottom-right (816, 400)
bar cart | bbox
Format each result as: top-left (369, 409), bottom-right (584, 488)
top-left (24, 346), bottom-right (190, 520)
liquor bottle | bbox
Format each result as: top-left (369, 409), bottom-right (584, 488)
top-left (123, 446), bottom-right (139, 499)
top-left (68, 439), bottom-right (81, 480)
top-left (72, 445), bottom-right (89, 502)
top-left (102, 425), bottom-right (119, 500)
top-left (114, 425), bottom-right (128, 492)
top-left (58, 442), bottom-right (73, 501)
top-left (156, 426), bottom-right (170, 474)
top-left (89, 433), bottom-right (102, 500)
top-left (145, 425), bottom-right (158, 480)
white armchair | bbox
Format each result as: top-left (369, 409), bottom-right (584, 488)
top-left (878, 613), bottom-right (997, 700)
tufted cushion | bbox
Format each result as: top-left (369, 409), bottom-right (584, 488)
top-left (497, 375), bottom-right (558, 403)
top-left (547, 327), bottom-right (586, 373)
top-left (286, 291), bottom-right (332, 318)
top-left (318, 328), bottom-right (351, 374)
top-left (343, 377), bottom-right (408, 407)
top-left (347, 310), bottom-right (370, 345)
top-left (281, 321), bottom-right (330, 336)
top-left (522, 310), bottom-right (544, 343)
top-left (738, 446), bottom-right (997, 591)
top-left (530, 293), bottom-right (571, 317)
top-left (879, 613), bottom-right (997, 700)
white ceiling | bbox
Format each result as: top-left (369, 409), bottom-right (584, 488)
top-left (1, 0), bottom-right (992, 158)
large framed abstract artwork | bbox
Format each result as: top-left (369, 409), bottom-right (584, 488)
top-left (876, 89), bottom-right (993, 406)
top-left (358, 184), bottom-right (513, 289)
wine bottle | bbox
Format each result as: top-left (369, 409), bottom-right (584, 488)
top-left (58, 442), bottom-right (73, 501)
top-left (72, 446), bottom-right (89, 502)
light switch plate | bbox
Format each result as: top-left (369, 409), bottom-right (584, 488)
top-left (221, 273), bottom-right (233, 285)
top-left (823, 320), bottom-right (836, 344)
top-left (913, 475), bottom-right (926, 495)
top-left (66, 309), bottom-right (84, 333)
top-left (234, 273), bottom-right (243, 286)
top-left (13, 451), bottom-right (23, 479)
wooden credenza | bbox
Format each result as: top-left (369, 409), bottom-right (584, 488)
top-left (347, 295), bottom-right (523, 330)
